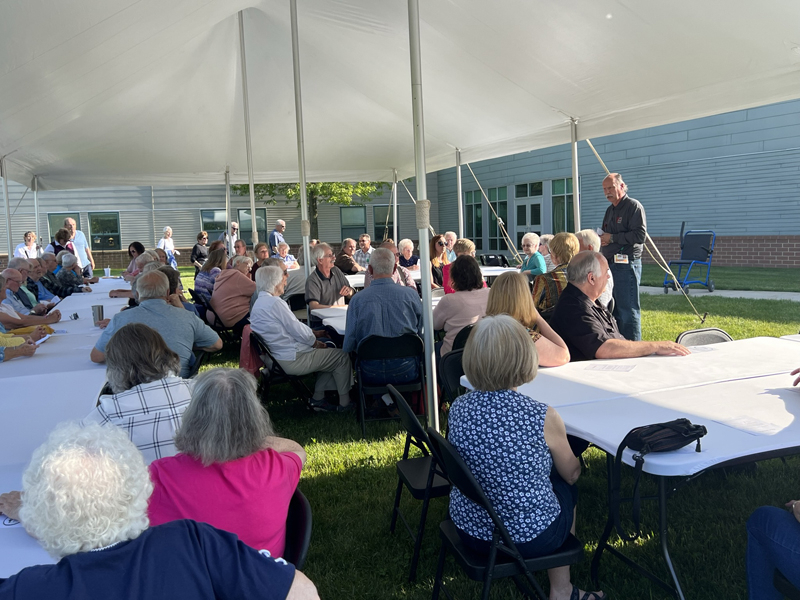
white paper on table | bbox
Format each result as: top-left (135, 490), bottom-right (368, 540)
top-left (35, 335), bottom-right (51, 345)
top-left (713, 416), bottom-right (784, 436)
top-left (51, 296), bottom-right (61, 303)
top-left (1, 515), bottom-right (22, 529)
top-left (53, 329), bottom-right (67, 334)
top-left (584, 363), bottom-right (636, 372)
top-left (687, 346), bottom-right (716, 353)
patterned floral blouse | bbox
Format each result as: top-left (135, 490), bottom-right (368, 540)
top-left (448, 389), bottom-right (560, 543)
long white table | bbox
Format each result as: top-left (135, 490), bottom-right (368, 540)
top-left (344, 265), bottom-right (514, 289)
top-left (310, 297), bottom-right (442, 335)
top-left (0, 278), bottom-right (130, 577)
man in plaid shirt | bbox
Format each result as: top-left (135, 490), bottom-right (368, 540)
top-left (39, 252), bottom-right (89, 297)
top-left (353, 233), bottom-right (374, 269)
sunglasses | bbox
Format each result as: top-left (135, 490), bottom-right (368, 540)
top-left (436, 241), bottom-right (445, 246)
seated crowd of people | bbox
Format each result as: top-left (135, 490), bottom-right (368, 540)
top-left (1, 219), bottom-right (791, 600)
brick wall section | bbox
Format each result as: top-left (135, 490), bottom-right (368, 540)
top-left (642, 236), bottom-right (800, 268)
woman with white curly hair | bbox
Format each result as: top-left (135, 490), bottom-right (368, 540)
top-left (0, 422), bottom-right (318, 600)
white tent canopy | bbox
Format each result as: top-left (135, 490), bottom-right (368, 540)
top-left (2, 0), bottom-right (800, 190)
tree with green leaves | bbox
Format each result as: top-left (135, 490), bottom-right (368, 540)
top-left (231, 182), bottom-right (389, 240)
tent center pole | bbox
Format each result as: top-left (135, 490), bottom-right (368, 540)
top-left (570, 118), bottom-right (580, 232)
top-left (289, 0), bottom-right (311, 280)
top-left (33, 176), bottom-right (40, 245)
top-left (1, 157), bottom-right (12, 260)
top-left (407, 0), bottom-right (438, 432)
top-left (392, 169), bottom-right (398, 243)
top-left (455, 148), bottom-right (464, 238)
top-left (238, 10), bottom-right (258, 245)
top-left (225, 167), bottom-right (232, 254)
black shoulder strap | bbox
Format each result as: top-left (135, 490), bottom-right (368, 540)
top-left (610, 435), bottom-right (647, 542)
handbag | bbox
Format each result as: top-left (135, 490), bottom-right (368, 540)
top-left (610, 418), bottom-right (708, 540)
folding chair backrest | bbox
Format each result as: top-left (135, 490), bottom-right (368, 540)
top-left (427, 428), bottom-right (516, 548)
top-left (186, 350), bottom-right (207, 379)
top-left (286, 293), bottom-right (307, 312)
top-left (356, 333), bottom-right (424, 360)
top-left (479, 254), bottom-right (509, 267)
top-left (451, 325), bottom-right (474, 352)
top-left (438, 349), bottom-right (465, 405)
top-left (675, 327), bottom-right (733, 346)
top-left (387, 384), bottom-right (430, 450)
top-left (283, 489), bottom-right (312, 570)
top-left (250, 330), bottom-right (277, 370)
top-left (680, 231), bottom-right (714, 262)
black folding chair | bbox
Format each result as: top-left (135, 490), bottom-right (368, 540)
top-left (387, 385), bottom-right (450, 582)
top-left (355, 334), bottom-right (424, 439)
top-left (188, 288), bottom-right (236, 343)
top-left (451, 324), bottom-right (474, 352)
top-left (479, 254), bottom-right (510, 267)
top-left (438, 349), bottom-right (465, 406)
top-left (675, 327), bottom-right (733, 346)
top-left (774, 569), bottom-right (800, 600)
top-left (427, 428), bottom-right (584, 600)
top-left (286, 293), bottom-right (308, 323)
top-left (186, 350), bottom-right (209, 379)
top-left (283, 489), bottom-right (312, 570)
top-left (249, 331), bottom-right (313, 403)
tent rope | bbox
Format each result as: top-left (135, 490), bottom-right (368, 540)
top-left (10, 186), bottom-right (29, 217)
top-left (399, 179), bottom-right (436, 237)
top-left (585, 139), bottom-right (707, 324)
top-left (464, 162), bottom-right (522, 263)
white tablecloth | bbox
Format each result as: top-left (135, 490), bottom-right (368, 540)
top-left (313, 297), bottom-right (441, 335)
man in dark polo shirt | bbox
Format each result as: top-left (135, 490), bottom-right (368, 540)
top-left (599, 173), bottom-right (646, 341)
top-left (304, 242), bottom-right (354, 328)
top-left (550, 252), bottom-right (690, 361)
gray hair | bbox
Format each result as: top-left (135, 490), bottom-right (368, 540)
top-left (55, 250), bottom-right (70, 265)
top-left (20, 422), bottom-right (151, 558)
top-left (7, 257), bottom-right (30, 271)
top-left (134, 252), bottom-right (155, 268)
top-left (462, 315), bottom-right (538, 391)
top-left (136, 270), bottom-right (170, 301)
top-left (105, 323), bottom-right (181, 393)
top-left (398, 238), bottom-right (414, 253)
top-left (575, 229), bottom-right (601, 253)
top-left (232, 255), bottom-right (253, 269)
top-left (162, 226), bottom-right (172, 234)
top-left (262, 257), bottom-right (285, 269)
top-left (369, 247), bottom-right (395, 276)
top-left (141, 261), bottom-right (161, 274)
top-left (521, 232), bottom-right (541, 249)
top-left (62, 253), bottom-right (78, 269)
top-left (277, 242), bottom-right (290, 251)
top-left (567, 251), bottom-right (605, 284)
top-left (276, 219), bottom-right (286, 227)
top-left (310, 242), bottom-right (331, 264)
top-left (41, 252), bottom-right (55, 262)
top-left (174, 369), bottom-right (274, 465)
top-left (255, 265), bottom-right (283, 294)
top-left (539, 234), bottom-right (554, 246)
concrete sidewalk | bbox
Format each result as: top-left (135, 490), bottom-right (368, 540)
top-left (640, 286), bottom-right (800, 302)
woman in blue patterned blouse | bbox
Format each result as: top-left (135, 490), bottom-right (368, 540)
top-left (449, 315), bottom-right (604, 600)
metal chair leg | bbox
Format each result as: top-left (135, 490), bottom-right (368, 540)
top-left (431, 541), bottom-right (447, 600)
top-left (409, 489), bottom-right (432, 582)
top-left (389, 478), bottom-right (403, 534)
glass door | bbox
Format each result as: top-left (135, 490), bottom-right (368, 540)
top-left (515, 201), bottom-right (542, 248)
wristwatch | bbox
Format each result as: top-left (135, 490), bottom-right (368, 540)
top-left (609, 234), bottom-right (615, 244)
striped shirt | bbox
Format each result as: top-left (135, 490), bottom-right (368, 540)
top-left (82, 377), bottom-right (193, 464)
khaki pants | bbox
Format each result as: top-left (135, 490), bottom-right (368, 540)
top-left (277, 348), bottom-right (353, 399)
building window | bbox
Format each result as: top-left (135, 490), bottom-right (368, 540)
top-left (551, 178), bottom-right (574, 233)
top-left (88, 212), bottom-right (121, 250)
top-left (372, 205), bottom-right (394, 243)
top-left (340, 206), bottom-right (366, 240)
top-left (487, 186), bottom-right (508, 251)
top-left (515, 181), bottom-right (543, 198)
top-left (200, 209), bottom-right (228, 243)
top-left (237, 208), bottom-right (267, 247)
top-left (464, 191), bottom-right (483, 251)
top-left (46, 212), bottom-right (81, 243)
top-left (514, 181), bottom-right (543, 248)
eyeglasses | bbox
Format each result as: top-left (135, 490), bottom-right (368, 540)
top-left (323, 253), bottom-right (335, 259)
top-left (436, 241), bottom-right (445, 247)
top-left (200, 237), bottom-right (208, 240)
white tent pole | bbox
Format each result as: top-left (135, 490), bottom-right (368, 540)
top-left (289, 0), bottom-right (311, 279)
top-left (570, 118), bottom-right (580, 232)
top-left (225, 167), bottom-right (232, 253)
top-left (407, 0), bottom-right (438, 432)
top-left (1, 158), bottom-right (12, 259)
top-left (33, 176), bottom-right (40, 243)
top-left (151, 186), bottom-right (157, 247)
top-left (392, 169), bottom-right (398, 243)
top-left (455, 148), bottom-right (464, 238)
top-left (238, 10), bottom-right (258, 245)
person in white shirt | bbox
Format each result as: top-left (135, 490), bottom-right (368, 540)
top-left (157, 226), bottom-right (181, 259)
top-left (64, 217), bottom-right (95, 277)
top-left (14, 231), bottom-right (43, 259)
top-left (250, 266), bottom-right (353, 412)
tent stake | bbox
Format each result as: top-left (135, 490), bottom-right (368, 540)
top-left (407, 0), bottom-right (438, 432)
top-left (238, 10), bottom-right (259, 245)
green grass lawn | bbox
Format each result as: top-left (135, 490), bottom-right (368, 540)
top-left (640, 263), bottom-right (800, 292)
top-left (192, 294), bottom-right (800, 600)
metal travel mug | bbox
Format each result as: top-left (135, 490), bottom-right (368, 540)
top-left (91, 305), bottom-right (104, 324)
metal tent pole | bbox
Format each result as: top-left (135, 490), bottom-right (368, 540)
top-left (455, 148), bottom-right (464, 238)
top-left (290, 0), bottom-right (311, 279)
top-left (151, 186), bottom-right (157, 247)
top-left (1, 158), bottom-right (12, 259)
top-left (225, 167), bottom-right (232, 254)
top-left (392, 169), bottom-right (398, 243)
top-left (33, 176), bottom-right (40, 243)
top-left (570, 118), bottom-right (580, 232)
top-left (238, 10), bottom-right (259, 245)
top-left (407, 0), bottom-right (438, 431)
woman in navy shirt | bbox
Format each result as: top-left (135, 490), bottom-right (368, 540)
top-left (449, 315), bottom-right (604, 600)
top-left (398, 238), bottom-right (420, 270)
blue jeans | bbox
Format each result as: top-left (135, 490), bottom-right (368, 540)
top-left (610, 258), bottom-right (642, 341)
top-left (747, 505), bottom-right (800, 599)
top-left (359, 357), bottom-right (419, 386)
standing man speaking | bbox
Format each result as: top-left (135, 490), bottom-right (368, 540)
top-left (599, 173), bottom-right (646, 341)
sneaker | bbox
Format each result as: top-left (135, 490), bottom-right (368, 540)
top-left (309, 398), bottom-right (334, 412)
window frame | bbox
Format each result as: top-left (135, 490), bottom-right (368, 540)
top-left (46, 212), bottom-right (81, 244)
top-left (236, 207), bottom-right (267, 247)
top-left (200, 208), bottom-right (228, 244)
top-left (87, 211), bottom-right (121, 251)
top-left (340, 206), bottom-right (367, 241)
